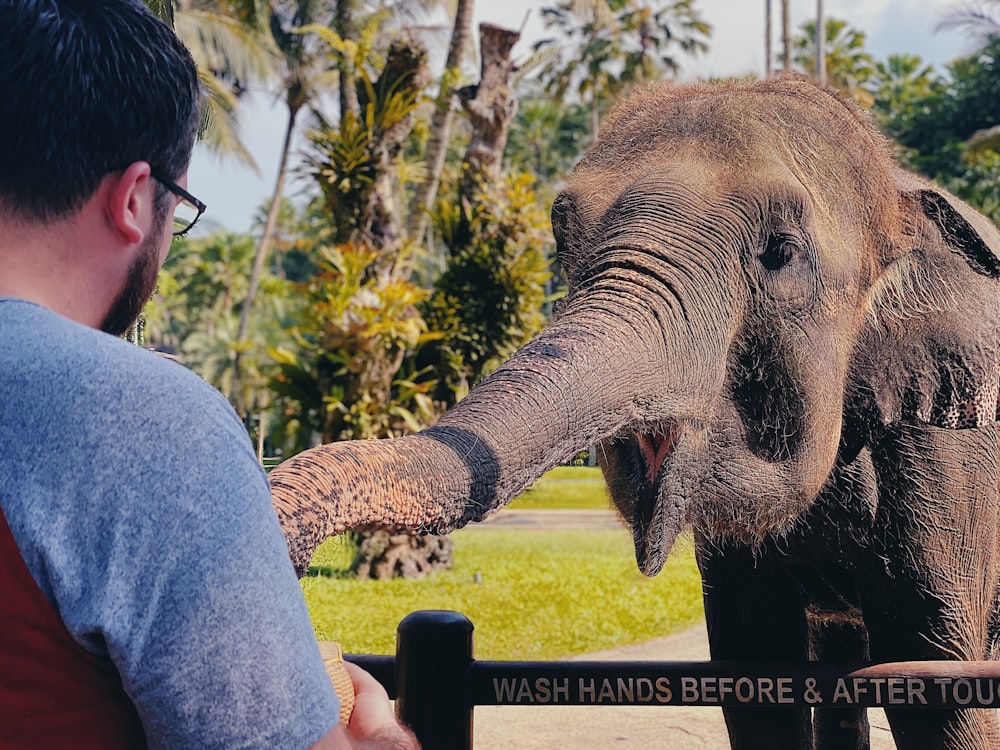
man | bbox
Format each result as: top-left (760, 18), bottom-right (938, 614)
top-left (0, 2), bottom-right (416, 748)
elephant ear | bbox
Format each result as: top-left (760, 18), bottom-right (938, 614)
top-left (551, 192), bottom-right (590, 289)
top-left (854, 172), bottom-right (1000, 430)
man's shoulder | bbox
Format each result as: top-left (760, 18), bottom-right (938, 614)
top-left (0, 298), bottom-right (221, 406)
top-left (0, 299), bottom-right (242, 459)
top-left (0, 298), bottom-right (266, 552)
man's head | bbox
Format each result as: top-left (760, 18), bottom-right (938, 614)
top-left (0, 0), bottom-right (201, 335)
top-left (0, 0), bottom-right (201, 223)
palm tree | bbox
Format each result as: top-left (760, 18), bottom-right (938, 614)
top-left (144, 1), bottom-right (279, 169)
top-left (781, 0), bottom-right (791, 72)
top-left (816, 0), bottom-right (826, 85)
top-left (936, 0), bottom-right (1000, 42)
top-left (764, 0), bottom-right (772, 78)
top-left (504, 94), bottom-right (588, 183)
top-left (408, 0), bottom-right (475, 244)
top-left (144, 232), bottom-right (279, 416)
top-left (868, 53), bottom-right (941, 138)
top-left (794, 17), bottom-right (875, 106)
top-left (233, 0), bottom-right (447, 404)
top-left (176, 8), bottom-right (278, 169)
top-left (936, 1), bottom-right (1000, 158)
top-left (232, 1), bottom-right (339, 408)
top-left (537, 0), bottom-right (710, 137)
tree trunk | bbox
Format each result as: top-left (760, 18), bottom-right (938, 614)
top-left (335, 0), bottom-right (359, 119)
top-left (326, 26), bottom-right (523, 582)
top-left (765, 0), bottom-right (772, 79)
top-left (816, 0), bottom-right (826, 86)
top-left (345, 38), bottom-right (442, 580)
top-left (231, 101), bottom-right (299, 411)
top-left (407, 0), bottom-right (474, 244)
top-left (364, 40), bottom-right (431, 268)
top-left (349, 531), bottom-right (453, 580)
top-left (781, 0), bottom-right (791, 73)
top-left (459, 23), bottom-right (521, 195)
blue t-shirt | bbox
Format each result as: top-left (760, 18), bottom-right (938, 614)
top-left (0, 298), bottom-right (338, 749)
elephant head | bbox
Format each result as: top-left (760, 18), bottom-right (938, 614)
top-left (270, 77), bottom-right (1000, 577)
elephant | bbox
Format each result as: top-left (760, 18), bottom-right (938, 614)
top-left (270, 77), bottom-right (1000, 750)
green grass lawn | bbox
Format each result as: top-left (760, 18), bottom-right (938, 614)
top-left (303, 466), bottom-right (704, 660)
top-left (304, 530), bottom-right (702, 660)
top-left (507, 465), bottom-right (611, 510)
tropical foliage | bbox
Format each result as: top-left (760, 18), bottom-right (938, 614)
top-left (867, 53), bottom-right (943, 140)
top-left (936, 0), bottom-right (1000, 42)
top-left (534, 0), bottom-right (711, 136)
top-left (888, 36), bottom-right (1000, 224)
top-left (785, 15), bottom-right (1000, 227)
top-left (146, 233), bottom-right (290, 436)
top-left (504, 93), bottom-right (589, 188)
top-left (419, 172), bottom-right (553, 404)
top-left (794, 17), bottom-right (876, 105)
top-left (269, 244), bottom-right (438, 449)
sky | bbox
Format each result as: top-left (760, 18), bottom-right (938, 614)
top-left (186, 0), bottom-right (977, 235)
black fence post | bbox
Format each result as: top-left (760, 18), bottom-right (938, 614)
top-left (396, 610), bottom-right (474, 750)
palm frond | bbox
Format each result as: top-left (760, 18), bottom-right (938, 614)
top-left (964, 123), bottom-right (1000, 159)
top-left (570, 0), bottom-right (617, 30)
top-left (142, 0), bottom-right (174, 26)
top-left (197, 70), bottom-right (260, 171)
top-left (936, 1), bottom-right (1000, 40)
top-left (176, 9), bottom-right (279, 87)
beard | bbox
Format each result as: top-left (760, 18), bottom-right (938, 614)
top-left (100, 222), bottom-right (164, 337)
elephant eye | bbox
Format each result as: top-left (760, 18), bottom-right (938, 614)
top-left (760, 234), bottom-right (800, 271)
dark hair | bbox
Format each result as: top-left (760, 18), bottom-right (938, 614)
top-left (0, 0), bottom-right (201, 222)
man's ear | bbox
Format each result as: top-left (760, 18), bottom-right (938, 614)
top-left (105, 161), bottom-right (154, 244)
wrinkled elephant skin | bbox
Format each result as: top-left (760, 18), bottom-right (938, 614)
top-left (270, 78), bottom-right (1000, 750)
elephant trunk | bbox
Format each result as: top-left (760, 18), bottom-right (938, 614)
top-left (270, 300), bottom-right (684, 575)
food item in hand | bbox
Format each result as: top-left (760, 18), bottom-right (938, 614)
top-left (319, 641), bottom-right (355, 725)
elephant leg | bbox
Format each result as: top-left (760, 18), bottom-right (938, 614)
top-left (862, 423), bottom-right (1000, 749)
top-left (809, 611), bottom-right (870, 750)
top-left (697, 537), bottom-right (813, 750)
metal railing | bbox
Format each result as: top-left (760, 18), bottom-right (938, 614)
top-left (345, 610), bottom-right (1000, 750)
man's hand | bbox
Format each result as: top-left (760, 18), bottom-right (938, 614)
top-left (311, 662), bottom-right (419, 750)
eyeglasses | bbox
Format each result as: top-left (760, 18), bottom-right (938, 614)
top-left (151, 168), bottom-right (207, 237)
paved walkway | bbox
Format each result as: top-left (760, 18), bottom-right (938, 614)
top-left (475, 508), bottom-right (623, 531)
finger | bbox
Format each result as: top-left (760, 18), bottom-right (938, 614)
top-left (343, 661), bottom-right (390, 702)
top-left (341, 662), bottom-right (397, 738)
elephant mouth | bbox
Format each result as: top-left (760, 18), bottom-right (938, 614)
top-left (603, 422), bottom-right (687, 577)
top-left (629, 420), bottom-right (685, 577)
top-left (636, 421), bottom-right (682, 482)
